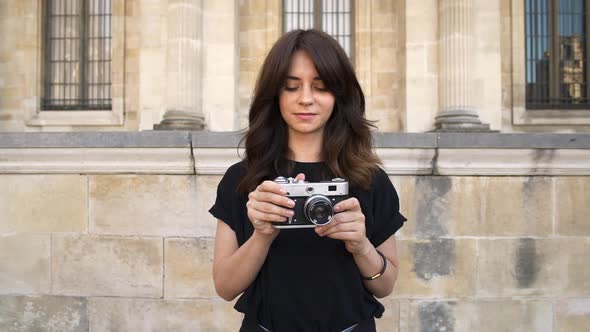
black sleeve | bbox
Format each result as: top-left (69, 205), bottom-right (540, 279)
top-left (368, 168), bottom-right (407, 247)
top-left (208, 162), bottom-right (246, 233)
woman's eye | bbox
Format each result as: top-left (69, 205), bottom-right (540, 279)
top-left (284, 86), bottom-right (298, 91)
top-left (314, 86), bottom-right (329, 92)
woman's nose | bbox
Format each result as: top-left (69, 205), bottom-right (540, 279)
top-left (298, 85), bottom-right (314, 105)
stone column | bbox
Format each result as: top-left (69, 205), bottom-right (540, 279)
top-left (155, 0), bottom-right (205, 130)
top-left (434, 0), bottom-right (492, 132)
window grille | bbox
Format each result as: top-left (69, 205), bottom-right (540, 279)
top-left (525, 0), bottom-right (590, 109)
top-left (283, 0), bottom-right (353, 60)
top-left (43, 0), bottom-right (112, 111)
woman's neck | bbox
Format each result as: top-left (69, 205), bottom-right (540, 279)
top-left (287, 131), bottom-right (323, 162)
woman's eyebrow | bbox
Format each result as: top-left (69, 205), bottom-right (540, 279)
top-left (285, 75), bottom-right (323, 81)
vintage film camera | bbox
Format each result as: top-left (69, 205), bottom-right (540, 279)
top-left (271, 176), bottom-right (349, 229)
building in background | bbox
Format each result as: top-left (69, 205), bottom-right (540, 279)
top-left (1, 0), bottom-right (589, 133)
top-left (1, 1), bottom-right (589, 332)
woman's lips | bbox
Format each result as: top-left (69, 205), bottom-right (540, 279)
top-left (294, 113), bottom-right (316, 120)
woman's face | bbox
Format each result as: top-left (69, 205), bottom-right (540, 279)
top-left (279, 50), bottom-right (335, 139)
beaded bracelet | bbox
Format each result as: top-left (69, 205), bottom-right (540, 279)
top-left (361, 249), bottom-right (387, 281)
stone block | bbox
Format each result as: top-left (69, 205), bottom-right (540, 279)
top-left (477, 238), bottom-right (590, 297)
top-left (52, 235), bottom-right (163, 297)
top-left (371, 31), bottom-right (396, 49)
top-left (0, 295), bottom-right (88, 332)
top-left (165, 237), bottom-right (216, 298)
top-left (482, 177), bottom-right (552, 236)
top-left (394, 239), bottom-right (476, 298)
top-left (0, 175), bottom-right (87, 233)
top-left (372, 13), bottom-right (395, 30)
top-left (376, 298), bottom-right (400, 332)
top-left (0, 234), bottom-right (50, 294)
top-left (197, 175), bottom-right (222, 236)
top-left (389, 176), bottom-right (415, 240)
top-left (89, 297), bottom-right (242, 331)
top-left (413, 176), bottom-right (452, 238)
top-left (555, 299), bottom-right (590, 332)
top-left (403, 300), bottom-right (552, 332)
top-left (400, 177), bottom-right (553, 238)
top-left (556, 177), bottom-right (590, 236)
top-left (90, 175), bottom-right (210, 237)
top-left (373, 47), bottom-right (396, 72)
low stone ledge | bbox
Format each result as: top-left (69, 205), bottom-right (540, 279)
top-left (436, 132), bottom-right (590, 149)
top-left (1, 132), bottom-right (590, 175)
top-left (1, 131), bottom-right (590, 149)
top-left (0, 131), bottom-right (191, 148)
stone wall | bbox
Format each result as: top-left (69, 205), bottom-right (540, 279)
top-left (1, 132), bottom-right (589, 331)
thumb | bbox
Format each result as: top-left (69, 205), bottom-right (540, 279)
top-left (295, 173), bottom-right (306, 181)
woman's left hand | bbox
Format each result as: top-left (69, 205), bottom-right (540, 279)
top-left (315, 197), bottom-right (371, 255)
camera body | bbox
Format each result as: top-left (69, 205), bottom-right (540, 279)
top-left (272, 176), bottom-right (349, 229)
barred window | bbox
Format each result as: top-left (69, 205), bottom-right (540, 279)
top-left (43, 0), bottom-right (112, 111)
top-left (283, 0), bottom-right (353, 60)
top-left (526, 0), bottom-right (590, 109)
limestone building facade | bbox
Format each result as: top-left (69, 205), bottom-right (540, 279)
top-left (1, 1), bottom-right (590, 331)
top-left (2, 0), bottom-right (590, 133)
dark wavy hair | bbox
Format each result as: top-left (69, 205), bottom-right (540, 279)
top-left (238, 29), bottom-right (381, 193)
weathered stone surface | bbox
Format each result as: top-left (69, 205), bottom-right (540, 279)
top-left (165, 237), bottom-right (216, 298)
top-left (0, 295), bottom-right (88, 332)
top-left (413, 176), bottom-right (452, 238)
top-left (389, 176), bottom-right (415, 239)
top-left (477, 238), bottom-right (590, 297)
top-left (0, 175), bottom-right (87, 233)
top-left (0, 234), bottom-right (50, 294)
top-left (376, 298), bottom-right (400, 332)
top-left (52, 235), bottom-right (163, 297)
top-left (444, 176), bottom-right (485, 236)
top-left (404, 300), bottom-right (552, 332)
top-left (90, 175), bottom-right (208, 237)
top-left (556, 177), bottom-right (590, 236)
top-left (454, 300), bottom-right (553, 332)
top-left (403, 177), bottom-right (553, 238)
top-left (555, 299), bottom-right (590, 332)
top-left (481, 177), bottom-right (552, 236)
top-left (195, 175), bottom-right (223, 237)
top-left (394, 239), bottom-right (476, 297)
top-left (89, 297), bottom-right (241, 331)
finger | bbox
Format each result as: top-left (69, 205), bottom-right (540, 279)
top-left (334, 197), bottom-right (361, 212)
top-left (313, 212), bottom-right (362, 234)
top-left (316, 222), bottom-right (362, 237)
top-left (251, 201), bottom-right (294, 218)
top-left (258, 180), bottom-right (288, 195)
top-left (250, 191), bottom-right (296, 208)
top-left (294, 173), bottom-right (305, 181)
top-left (332, 211), bottom-right (365, 224)
top-left (249, 210), bottom-right (288, 223)
top-left (322, 230), bottom-right (362, 242)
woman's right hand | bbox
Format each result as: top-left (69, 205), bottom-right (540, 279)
top-left (246, 174), bottom-right (304, 237)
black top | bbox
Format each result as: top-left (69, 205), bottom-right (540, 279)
top-left (209, 161), bottom-right (407, 332)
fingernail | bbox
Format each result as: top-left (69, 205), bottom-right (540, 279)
top-left (287, 200), bottom-right (295, 207)
top-left (287, 210), bottom-right (294, 216)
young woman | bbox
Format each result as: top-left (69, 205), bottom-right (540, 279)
top-left (209, 29), bottom-right (406, 332)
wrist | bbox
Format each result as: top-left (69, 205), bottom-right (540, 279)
top-left (361, 249), bottom-right (387, 281)
top-left (252, 227), bottom-right (278, 243)
top-left (351, 238), bottom-right (374, 257)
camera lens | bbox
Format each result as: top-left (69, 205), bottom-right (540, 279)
top-left (303, 195), bottom-right (334, 226)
